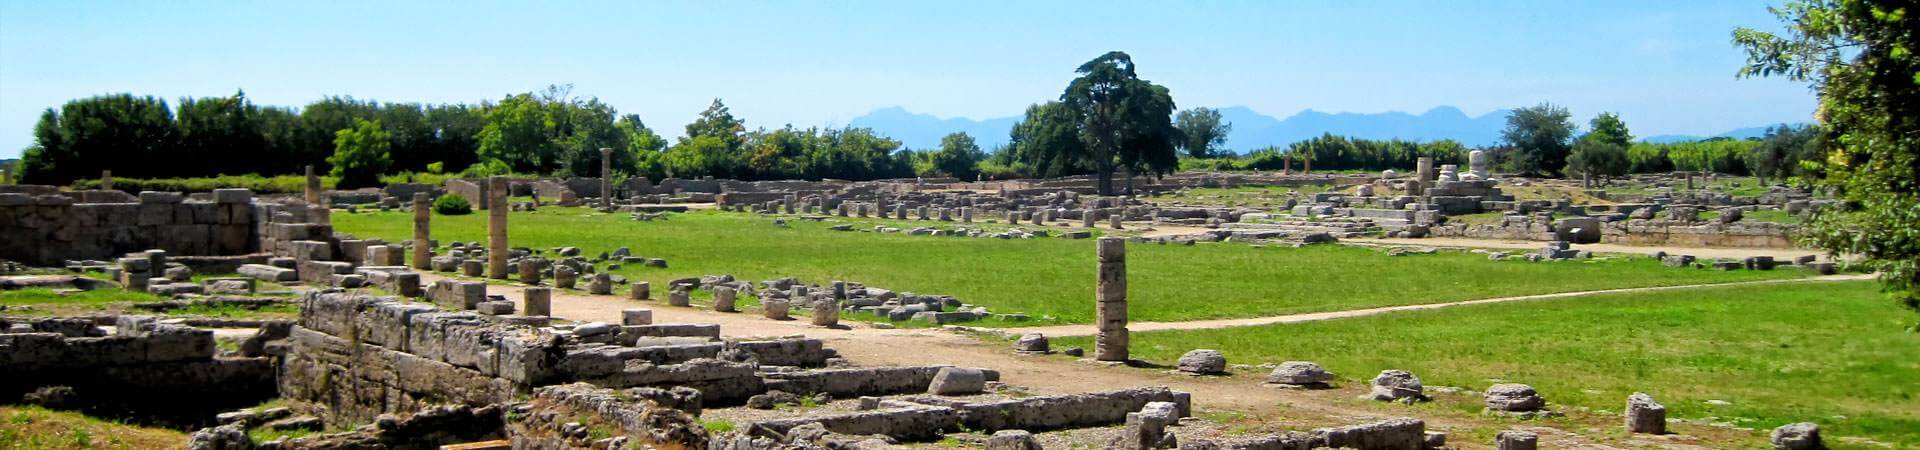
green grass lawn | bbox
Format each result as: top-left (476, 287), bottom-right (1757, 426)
top-left (333, 207), bottom-right (1809, 325)
top-left (1054, 281), bottom-right (1920, 447)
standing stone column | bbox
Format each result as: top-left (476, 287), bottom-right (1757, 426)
top-left (1109, 210), bottom-right (1124, 230)
top-left (812, 298), bottom-right (840, 327)
top-left (600, 147), bottom-right (613, 209)
top-left (518, 257), bottom-right (542, 285)
top-left (962, 207), bottom-right (972, 223)
top-left (101, 170), bottom-right (113, 191)
top-left (304, 166), bottom-right (320, 204)
top-left (713, 287), bottom-right (737, 312)
top-left (1282, 155), bottom-right (1292, 175)
top-left (411, 193), bottom-right (431, 270)
top-left (1096, 238), bottom-right (1129, 362)
top-left (524, 287), bottom-right (552, 317)
top-left (487, 176), bottom-right (510, 279)
top-left (1413, 157), bottom-right (1433, 196)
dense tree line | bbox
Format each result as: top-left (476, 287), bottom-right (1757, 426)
top-left (13, 86), bottom-right (924, 187)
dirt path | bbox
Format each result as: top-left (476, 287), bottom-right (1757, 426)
top-left (1007, 274), bottom-right (1872, 337)
top-left (1348, 236), bottom-right (1826, 261)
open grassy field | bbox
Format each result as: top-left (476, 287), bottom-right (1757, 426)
top-left (0, 406), bottom-right (185, 450)
top-left (1053, 280), bottom-right (1919, 447)
top-left (333, 207), bottom-right (1809, 324)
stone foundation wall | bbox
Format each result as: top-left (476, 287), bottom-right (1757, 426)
top-left (0, 319), bottom-right (275, 427)
top-left (0, 189), bottom-right (258, 265)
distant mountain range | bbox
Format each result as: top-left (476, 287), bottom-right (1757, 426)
top-left (847, 106), bottom-right (1799, 153)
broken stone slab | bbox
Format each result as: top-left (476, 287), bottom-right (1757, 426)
top-left (1264, 361), bottom-right (1334, 388)
top-left (1484, 383), bottom-right (1545, 412)
top-left (1367, 370), bottom-right (1427, 403)
top-left (986, 430), bottom-right (1040, 450)
top-left (1013, 333), bottom-right (1049, 354)
top-left (238, 264), bottom-right (297, 282)
top-left (927, 367), bottom-right (986, 395)
top-left (621, 309), bottom-right (653, 326)
top-left (1175, 349), bottom-right (1226, 375)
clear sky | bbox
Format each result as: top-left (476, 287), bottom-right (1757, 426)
top-left (0, 0), bottom-right (1813, 159)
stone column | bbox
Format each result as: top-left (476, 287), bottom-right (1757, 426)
top-left (486, 176), bottom-right (509, 279)
top-left (669, 287), bottom-right (691, 307)
top-left (962, 207), bottom-right (972, 223)
top-left (1282, 155), bottom-right (1292, 175)
top-left (1109, 210), bottom-right (1124, 230)
top-left (524, 287), bottom-right (552, 316)
top-left (101, 170), bottom-right (113, 191)
top-left (1096, 238), bottom-right (1128, 362)
top-left (713, 287), bottom-right (737, 312)
top-left (411, 193), bottom-right (431, 270)
top-left (1412, 157), bottom-right (1433, 196)
top-left (631, 281), bottom-right (651, 300)
top-left (812, 298), bottom-right (840, 326)
top-left (1083, 210), bottom-right (1097, 228)
top-left (518, 257), bottom-right (542, 285)
top-left (600, 147), bottom-right (614, 208)
top-left (304, 165), bottom-right (320, 204)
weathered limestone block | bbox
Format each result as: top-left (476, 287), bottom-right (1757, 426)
top-left (1495, 430), bottom-right (1537, 450)
top-left (630, 281), bottom-right (650, 300)
top-left (1484, 383), bottom-right (1545, 412)
top-left (1176, 349), bottom-right (1226, 375)
top-left (1771, 422), bottom-right (1822, 450)
top-left (713, 287), bottom-right (737, 312)
top-left (523, 287), bottom-right (552, 317)
top-left (668, 287), bottom-right (691, 306)
top-left (621, 309), bottom-right (653, 326)
top-left (1315, 418), bottom-right (1426, 450)
top-left (928, 367), bottom-right (986, 395)
top-left (1625, 392), bottom-right (1666, 434)
top-left (987, 430), bottom-right (1041, 450)
top-left (811, 298), bottom-right (840, 326)
top-left (1264, 361), bottom-right (1334, 388)
top-left (763, 299), bottom-right (791, 320)
top-left (1013, 333), bottom-right (1049, 353)
top-left (587, 273), bottom-right (612, 295)
top-left (1368, 370), bottom-right (1426, 402)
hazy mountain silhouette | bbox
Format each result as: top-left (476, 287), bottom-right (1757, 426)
top-left (848, 106), bottom-right (1797, 153)
top-left (1640, 124), bottom-right (1801, 143)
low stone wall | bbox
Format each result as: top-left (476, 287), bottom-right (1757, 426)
top-left (0, 318), bottom-right (275, 427)
top-left (0, 189), bottom-right (258, 265)
top-left (1179, 418), bottom-right (1427, 450)
top-left (280, 291), bottom-right (563, 424)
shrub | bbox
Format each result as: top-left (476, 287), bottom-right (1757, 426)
top-left (432, 194), bottom-right (473, 215)
top-left (70, 174), bottom-right (333, 194)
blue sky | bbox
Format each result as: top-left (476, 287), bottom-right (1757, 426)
top-left (0, 1), bottom-right (1812, 159)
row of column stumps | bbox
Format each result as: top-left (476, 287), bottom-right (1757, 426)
top-left (1096, 237), bottom-right (1129, 362)
top-left (488, 176), bottom-right (510, 279)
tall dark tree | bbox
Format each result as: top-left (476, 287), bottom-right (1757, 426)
top-left (1500, 102), bottom-right (1576, 176)
top-left (1007, 102), bottom-right (1088, 178)
top-left (930, 132), bottom-right (985, 180)
top-left (1566, 112), bottom-right (1633, 184)
top-left (1746, 124), bottom-right (1822, 186)
top-left (1736, 0), bottom-right (1920, 329)
top-left (1174, 107), bottom-right (1232, 158)
top-left (1060, 51), bottom-right (1181, 195)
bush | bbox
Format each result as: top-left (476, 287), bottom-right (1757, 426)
top-left (432, 194), bottom-right (473, 215)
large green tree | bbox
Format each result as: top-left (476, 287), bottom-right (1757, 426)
top-left (1566, 113), bottom-right (1633, 184)
top-left (930, 132), bottom-right (986, 180)
top-left (1060, 51), bottom-right (1181, 195)
top-left (1174, 107), bottom-right (1232, 158)
top-left (19, 94), bottom-right (175, 184)
top-left (1735, 0), bottom-right (1920, 329)
top-left (1006, 101), bottom-right (1088, 178)
top-left (1500, 102), bottom-right (1576, 176)
top-left (327, 119), bottom-right (393, 188)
